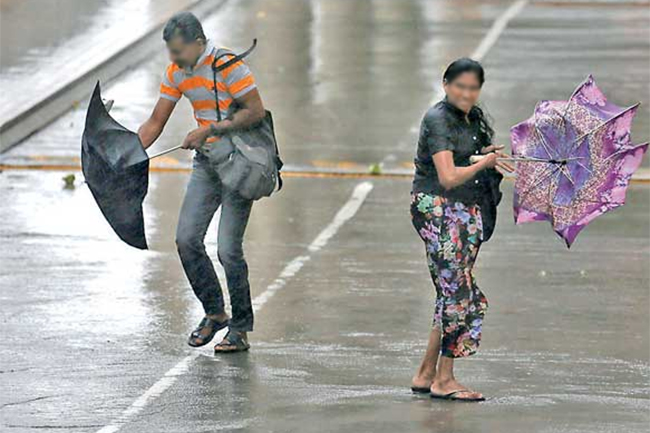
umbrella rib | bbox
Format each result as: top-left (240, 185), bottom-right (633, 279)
top-left (561, 75), bottom-right (591, 118)
top-left (526, 102), bottom-right (558, 161)
top-left (531, 110), bottom-right (558, 161)
top-left (578, 198), bottom-right (621, 205)
top-left (602, 141), bottom-right (649, 163)
top-left (517, 164), bottom-right (562, 208)
top-left (571, 103), bottom-right (641, 145)
top-left (572, 158), bottom-right (592, 174)
top-left (535, 167), bottom-right (563, 226)
top-left (559, 164), bottom-right (575, 186)
top-left (548, 168), bottom-right (563, 222)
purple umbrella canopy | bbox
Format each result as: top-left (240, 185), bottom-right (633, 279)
top-left (511, 75), bottom-right (648, 247)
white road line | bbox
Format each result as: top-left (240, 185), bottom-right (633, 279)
top-left (382, 0), bottom-right (530, 164)
top-left (96, 181), bottom-right (374, 433)
top-left (434, 0), bottom-right (530, 103)
top-left (254, 181), bottom-right (374, 309)
top-left (472, 0), bottom-right (530, 62)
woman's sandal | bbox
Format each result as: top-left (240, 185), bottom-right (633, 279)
top-left (187, 317), bottom-right (229, 347)
top-left (430, 389), bottom-right (485, 402)
top-left (411, 386), bottom-right (432, 394)
top-left (214, 330), bottom-right (250, 353)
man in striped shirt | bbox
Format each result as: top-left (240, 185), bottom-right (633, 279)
top-left (137, 12), bottom-right (266, 353)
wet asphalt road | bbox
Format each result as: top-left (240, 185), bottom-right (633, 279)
top-left (1, 0), bottom-right (649, 432)
top-left (1, 173), bottom-right (648, 432)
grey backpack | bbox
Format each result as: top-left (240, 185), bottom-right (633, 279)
top-left (208, 40), bottom-right (283, 201)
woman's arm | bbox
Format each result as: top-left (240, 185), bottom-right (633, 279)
top-left (433, 151), bottom-right (498, 190)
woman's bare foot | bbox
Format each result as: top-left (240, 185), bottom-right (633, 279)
top-left (430, 378), bottom-right (483, 400)
top-left (411, 328), bottom-right (442, 392)
top-left (411, 373), bottom-right (435, 390)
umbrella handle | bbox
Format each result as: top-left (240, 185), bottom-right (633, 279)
top-left (147, 144), bottom-right (184, 160)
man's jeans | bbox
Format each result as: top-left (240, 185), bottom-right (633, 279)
top-left (176, 152), bottom-right (254, 332)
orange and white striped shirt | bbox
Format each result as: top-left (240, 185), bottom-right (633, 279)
top-left (159, 39), bottom-right (257, 143)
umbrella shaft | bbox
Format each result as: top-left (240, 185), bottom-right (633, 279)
top-left (500, 157), bottom-right (550, 162)
top-left (502, 157), bottom-right (581, 163)
top-left (148, 144), bottom-right (184, 160)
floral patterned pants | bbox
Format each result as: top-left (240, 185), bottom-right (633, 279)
top-left (410, 192), bottom-right (489, 358)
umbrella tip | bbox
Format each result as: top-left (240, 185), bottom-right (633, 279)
top-left (102, 99), bottom-right (114, 113)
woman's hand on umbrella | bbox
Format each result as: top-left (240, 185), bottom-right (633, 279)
top-left (480, 153), bottom-right (500, 169)
top-left (474, 152), bottom-right (515, 173)
top-left (479, 145), bottom-right (515, 173)
top-left (182, 126), bottom-right (211, 149)
top-left (495, 153), bottom-right (515, 173)
top-left (481, 144), bottom-right (505, 154)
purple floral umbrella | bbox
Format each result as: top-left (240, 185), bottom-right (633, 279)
top-left (510, 75), bottom-right (648, 247)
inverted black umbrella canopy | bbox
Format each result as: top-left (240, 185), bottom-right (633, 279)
top-left (81, 81), bottom-right (150, 249)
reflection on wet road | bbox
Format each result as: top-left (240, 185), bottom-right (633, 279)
top-left (1, 171), bottom-right (648, 432)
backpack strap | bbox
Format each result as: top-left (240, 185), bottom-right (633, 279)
top-left (212, 39), bottom-right (257, 73)
top-left (264, 111), bottom-right (283, 191)
top-left (210, 39), bottom-right (257, 122)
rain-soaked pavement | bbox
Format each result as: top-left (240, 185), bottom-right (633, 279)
top-left (1, 0), bottom-right (649, 432)
top-left (0, 0), bottom-right (209, 125)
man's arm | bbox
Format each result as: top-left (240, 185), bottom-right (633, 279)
top-left (181, 89), bottom-right (265, 150)
top-left (138, 98), bottom-right (177, 149)
top-left (210, 88), bottom-right (265, 135)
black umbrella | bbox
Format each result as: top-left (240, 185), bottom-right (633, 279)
top-left (81, 82), bottom-right (179, 249)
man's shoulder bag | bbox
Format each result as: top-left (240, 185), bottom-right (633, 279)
top-left (208, 39), bottom-right (284, 201)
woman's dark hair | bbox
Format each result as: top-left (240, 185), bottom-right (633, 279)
top-left (442, 57), bottom-right (494, 144)
top-left (163, 12), bottom-right (206, 43)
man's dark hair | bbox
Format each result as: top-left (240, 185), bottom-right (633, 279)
top-left (163, 12), bottom-right (206, 43)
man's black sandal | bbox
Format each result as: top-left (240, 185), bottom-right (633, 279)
top-left (214, 330), bottom-right (250, 353)
top-left (187, 317), bottom-right (229, 347)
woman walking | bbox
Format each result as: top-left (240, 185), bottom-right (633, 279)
top-left (409, 58), bottom-right (514, 401)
